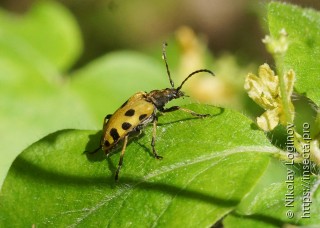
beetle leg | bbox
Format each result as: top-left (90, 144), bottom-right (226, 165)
top-left (115, 135), bottom-right (129, 181)
top-left (151, 116), bottom-right (163, 160)
top-left (87, 114), bottom-right (112, 154)
top-left (128, 127), bottom-right (142, 138)
top-left (105, 114), bottom-right (112, 121)
top-left (162, 106), bottom-right (209, 118)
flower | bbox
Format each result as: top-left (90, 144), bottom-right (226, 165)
top-left (244, 64), bottom-right (295, 131)
top-left (262, 28), bottom-right (288, 55)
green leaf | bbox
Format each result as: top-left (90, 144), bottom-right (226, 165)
top-left (0, 1), bottom-right (82, 72)
top-left (222, 157), bottom-right (320, 227)
top-left (268, 2), bottom-right (320, 106)
top-left (0, 81), bottom-right (95, 187)
top-left (0, 106), bottom-right (276, 227)
top-left (229, 178), bottom-right (320, 226)
top-left (223, 213), bottom-right (279, 228)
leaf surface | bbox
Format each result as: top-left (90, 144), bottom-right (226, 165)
top-left (268, 2), bottom-right (320, 106)
top-left (0, 105), bottom-right (276, 227)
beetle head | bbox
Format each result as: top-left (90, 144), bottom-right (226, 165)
top-left (148, 88), bottom-right (185, 109)
top-left (166, 88), bottom-right (185, 99)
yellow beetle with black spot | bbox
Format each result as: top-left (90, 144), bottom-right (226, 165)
top-left (90, 43), bottom-right (214, 181)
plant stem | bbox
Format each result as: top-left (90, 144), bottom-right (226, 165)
top-left (276, 54), bottom-right (293, 124)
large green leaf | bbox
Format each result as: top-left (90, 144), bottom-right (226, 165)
top-left (0, 105), bottom-right (276, 227)
top-left (268, 2), bottom-right (320, 106)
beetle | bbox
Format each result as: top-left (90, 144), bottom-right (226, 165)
top-left (90, 42), bottom-right (215, 180)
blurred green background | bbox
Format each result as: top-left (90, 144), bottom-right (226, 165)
top-left (0, 0), bottom-right (319, 187)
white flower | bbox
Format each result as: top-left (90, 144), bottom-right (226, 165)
top-left (244, 64), bottom-right (295, 131)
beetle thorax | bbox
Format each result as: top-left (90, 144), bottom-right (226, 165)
top-left (146, 88), bottom-right (184, 110)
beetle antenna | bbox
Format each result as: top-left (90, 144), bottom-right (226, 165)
top-left (162, 42), bottom-right (175, 88)
top-left (177, 69), bottom-right (215, 91)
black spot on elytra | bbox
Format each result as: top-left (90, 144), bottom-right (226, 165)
top-left (120, 100), bottom-right (128, 108)
top-left (104, 140), bottom-right (111, 147)
top-left (110, 128), bottom-right (120, 141)
top-left (139, 114), bottom-right (148, 120)
top-left (125, 109), bottom-right (135, 116)
top-left (122, 122), bottom-right (132, 130)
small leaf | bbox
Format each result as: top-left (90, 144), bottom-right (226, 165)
top-left (0, 105), bottom-right (277, 227)
top-left (0, 1), bottom-right (82, 72)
